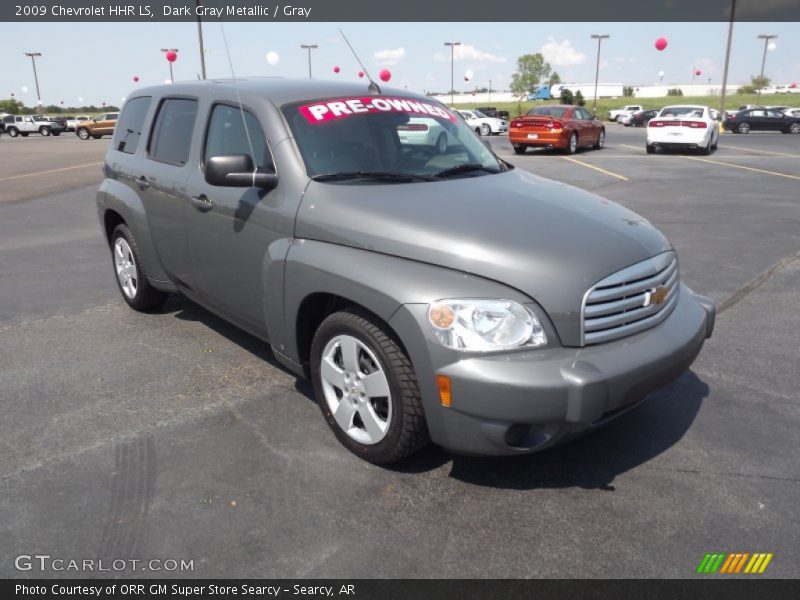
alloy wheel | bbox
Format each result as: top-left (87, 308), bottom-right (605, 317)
top-left (114, 237), bottom-right (138, 300)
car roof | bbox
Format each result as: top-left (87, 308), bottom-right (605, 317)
top-left (661, 105), bottom-right (706, 110)
top-left (131, 77), bottom-right (435, 107)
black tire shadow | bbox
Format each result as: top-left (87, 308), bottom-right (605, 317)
top-left (393, 371), bottom-right (708, 489)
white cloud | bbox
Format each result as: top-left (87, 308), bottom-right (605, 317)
top-left (541, 38), bottom-right (587, 67)
top-left (434, 44), bottom-right (507, 64)
top-left (373, 47), bottom-right (406, 66)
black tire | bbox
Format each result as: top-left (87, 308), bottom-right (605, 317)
top-left (436, 132), bottom-right (448, 154)
top-left (480, 123), bottom-right (491, 136)
top-left (700, 138), bottom-right (712, 155)
top-left (564, 132), bottom-right (578, 154)
top-left (21, 132), bottom-right (29, 137)
top-left (39, 126), bottom-right (50, 136)
top-left (738, 123), bottom-right (750, 134)
top-left (788, 123), bottom-right (800, 134)
top-left (52, 132), bottom-right (60, 136)
top-left (646, 144), bottom-right (655, 154)
top-left (593, 128), bottom-right (605, 150)
top-left (92, 134), bottom-right (102, 139)
top-left (310, 309), bottom-right (429, 465)
top-left (77, 127), bottom-right (90, 140)
top-left (513, 144), bottom-right (527, 155)
top-left (7, 127), bottom-right (19, 138)
top-left (110, 224), bottom-right (168, 312)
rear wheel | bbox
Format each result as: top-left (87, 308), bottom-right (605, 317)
top-left (110, 224), bottom-right (168, 312)
top-left (512, 144), bottom-right (527, 155)
top-left (436, 132), bottom-right (448, 153)
top-left (310, 310), bottom-right (429, 465)
top-left (92, 134), bottom-right (102, 139)
top-left (52, 131), bottom-right (61, 136)
top-left (700, 137), bottom-right (713, 155)
top-left (7, 127), bottom-right (19, 138)
top-left (77, 127), bottom-right (90, 140)
top-left (39, 126), bottom-right (51, 136)
top-left (564, 132), bottom-right (578, 154)
top-left (646, 144), bottom-right (655, 154)
top-left (738, 122), bottom-right (750, 134)
top-left (480, 123), bottom-right (491, 136)
top-left (21, 132), bottom-right (29, 137)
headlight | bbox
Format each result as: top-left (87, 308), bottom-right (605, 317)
top-left (427, 299), bottom-right (547, 351)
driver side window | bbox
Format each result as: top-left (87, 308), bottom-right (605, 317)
top-left (204, 104), bottom-right (274, 172)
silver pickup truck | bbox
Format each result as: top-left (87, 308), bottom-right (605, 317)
top-left (97, 78), bottom-right (714, 464)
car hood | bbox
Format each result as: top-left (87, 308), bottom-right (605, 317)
top-left (296, 169), bottom-right (671, 346)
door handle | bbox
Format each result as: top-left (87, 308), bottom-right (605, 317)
top-left (190, 194), bottom-right (213, 212)
top-left (136, 176), bottom-right (150, 191)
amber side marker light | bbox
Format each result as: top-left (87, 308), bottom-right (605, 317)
top-left (436, 374), bottom-right (452, 407)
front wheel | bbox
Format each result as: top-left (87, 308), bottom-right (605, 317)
top-left (77, 127), bottom-right (90, 140)
top-left (110, 224), bottom-right (168, 312)
top-left (788, 122), bottom-right (800, 134)
top-left (310, 310), bottom-right (429, 465)
top-left (480, 123), bottom-right (491, 136)
top-left (738, 123), bottom-right (750, 134)
top-left (593, 129), bottom-right (605, 150)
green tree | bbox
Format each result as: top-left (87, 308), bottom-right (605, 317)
top-left (559, 88), bottom-right (574, 105)
top-left (510, 53), bottom-right (552, 98)
top-left (623, 86), bottom-right (635, 97)
top-left (548, 71), bottom-right (561, 86)
top-left (0, 98), bottom-right (25, 114)
top-left (738, 75), bottom-right (771, 94)
top-left (574, 91), bottom-right (586, 106)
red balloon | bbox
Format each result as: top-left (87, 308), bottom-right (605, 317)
top-left (790, 83), bottom-right (798, 88)
top-left (333, 66), bottom-right (340, 74)
top-left (165, 50), bottom-right (178, 62)
top-left (358, 71), bottom-right (365, 78)
top-left (694, 69), bottom-right (702, 76)
top-left (655, 37), bottom-right (668, 51)
top-left (379, 69), bottom-right (391, 82)
top-left (60, 100), bottom-right (64, 104)
top-left (133, 75), bottom-right (140, 82)
top-left (10, 92), bottom-right (14, 97)
top-left (464, 76), bottom-right (469, 81)
top-left (102, 102), bottom-right (106, 106)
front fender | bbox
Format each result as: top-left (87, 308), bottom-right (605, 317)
top-left (96, 178), bottom-right (172, 286)
top-left (279, 239), bottom-right (532, 365)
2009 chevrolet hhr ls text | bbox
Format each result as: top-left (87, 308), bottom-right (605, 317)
top-left (97, 78), bottom-right (715, 464)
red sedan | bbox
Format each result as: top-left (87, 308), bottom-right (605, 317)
top-left (509, 105), bottom-right (605, 154)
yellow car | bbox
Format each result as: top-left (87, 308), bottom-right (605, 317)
top-left (76, 112), bottom-right (119, 140)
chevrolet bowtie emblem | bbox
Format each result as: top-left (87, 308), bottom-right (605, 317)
top-left (644, 286), bottom-right (668, 307)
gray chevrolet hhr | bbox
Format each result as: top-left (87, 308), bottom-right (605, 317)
top-left (97, 78), bottom-right (715, 464)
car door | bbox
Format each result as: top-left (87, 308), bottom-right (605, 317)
top-left (571, 107), bottom-right (592, 145)
top-left (765, 109), bottom-right (787, 131)
top-left (99, 113), bottom-right (118, 135)
top-left (183, 102), bottom-right (286, 332)
top-left (138, 97), bottom-right (199, 283)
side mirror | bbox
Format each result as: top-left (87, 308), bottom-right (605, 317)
top-left (205, 154), bottom-right (278, 190)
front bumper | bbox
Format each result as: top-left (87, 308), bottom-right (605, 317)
top-left (390, 283), bottom-right (714, 456)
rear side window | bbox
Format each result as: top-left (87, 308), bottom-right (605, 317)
top-left (204, 104), bottom-right (273, 172)
top-left (149, 98), bottom-right (198, 166)
top-left (112, 96), bottom-right (151, 154)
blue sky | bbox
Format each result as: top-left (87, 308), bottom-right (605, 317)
top-left (4, 21), bottom-right (799, 105)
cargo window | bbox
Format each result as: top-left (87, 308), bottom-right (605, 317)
top-left (204, 104), bottom-right (274, 172)
top-left (149, 98), bottom-right (198, 166)
top-left (112, 96), bottom-right (151, 155)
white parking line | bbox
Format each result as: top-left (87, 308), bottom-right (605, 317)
top-left (0, 162), bottom-right (103, 183)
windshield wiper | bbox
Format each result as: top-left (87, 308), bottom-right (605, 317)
top-left (312, 171), bottom-right (432, 183)
top-left (433, 164), bottom-right (501, 179)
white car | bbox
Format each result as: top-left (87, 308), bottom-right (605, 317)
top-left (396, 117), bottom-right (453, 153)
top-left (609, 104), bottom-right (642, 122)
top-left (64, 115), bottom-right (91, 132)
top-left (456, 110), bottom-right (508, 135)
top-left (646, 105), bottom-right (719, 154)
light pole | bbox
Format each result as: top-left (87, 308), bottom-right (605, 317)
top-left (590, 34), bottom-right (609, 117)
top-left (300, 44), bottom-right (318, 78)
top-left (161, 48), bottom-right (179, 82)
top-left (488, 79), bottom-right (492, 103)
top-left (24, 52), bottom-right (43, 116)
top-left (756, 34), bottom-right (778, 102)
top-left (195, 0), bottom-right (206, 79)
top-left (719, 0), bottom-right (737, 120)
top-left (444, 41), bottom-right (461, 106)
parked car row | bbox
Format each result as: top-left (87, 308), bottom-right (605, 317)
top-left (723, 107), bottom-right (800, 134)
top-left (0, 113), bottom-right (119, 139)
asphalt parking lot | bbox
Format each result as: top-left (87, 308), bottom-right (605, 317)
top-left (1, 127), bottom-right (799, 578)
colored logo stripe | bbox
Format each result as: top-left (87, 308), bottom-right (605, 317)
top-left (697, 552), bottom-right (773, 574)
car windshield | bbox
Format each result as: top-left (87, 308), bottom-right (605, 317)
top-left (526, 106), bottom-right (569, 118)
top-left (660, 107), bottom-right (704, 118)
top-left (473, 110), bottom-right (488, 118)
top-left (282, 96), bottom-right (505, 182)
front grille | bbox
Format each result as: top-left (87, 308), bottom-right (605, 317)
top-left (582, 251), bottom-right (679, 345)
